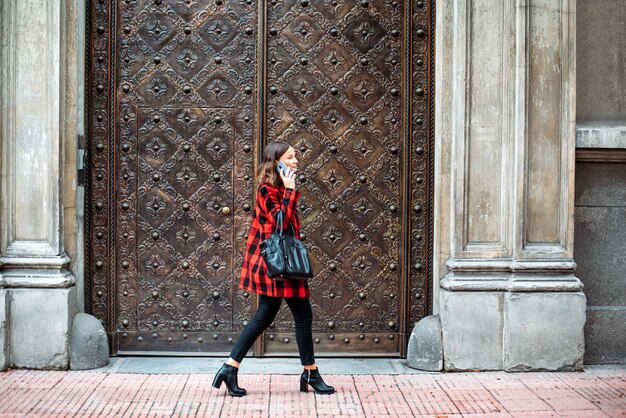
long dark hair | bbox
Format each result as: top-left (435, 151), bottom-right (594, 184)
top-left (257, 141), bottom-right (291, 187)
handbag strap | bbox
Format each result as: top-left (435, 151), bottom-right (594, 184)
top-left (274, 211), bottom-right (284, 235)
top-left (274, 211), bottom-right (297, 236)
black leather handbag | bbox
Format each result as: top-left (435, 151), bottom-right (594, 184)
top-left (260, 212), bottom-right (313, 280)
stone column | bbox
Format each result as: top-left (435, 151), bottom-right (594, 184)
top-left (0, 0), bottom-right (77, 369)
top-left (434, 0), bottom-right (585, 370)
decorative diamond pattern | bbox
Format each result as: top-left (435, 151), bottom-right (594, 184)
top-left (175, 48), bottom-right (200, 72)
top-left (199, 74), bottom-right (238, 106)
top-left (283, 76), bottom-right (325, 110)
top-left (285, 16), bottom-right (324, 52)
top-left (344, 131), bottom-right (384, 168)
top-left (137, 76), bottom-right (176, 106)
top-left (314, 159), bottom-right (353, 199)
top-left (346, 190), bottom-right (383, 227)
top-left (314, 44), bottom-right (356, 82)
top-left (345, 248), bottom-right (383, 285)
top-left (142, 132), bottom-right (175, 167)
top-left (200, 17), bottom-right (237, 52)
top-left (314, 104), bottom-right (353, 138)
top-left (343, 12), bottom-right (386, 53)
top-left (316, 0), bottom-right (350, 21)
top-left (314, 220), bottom-right (355, 258)
top-left (137, 12), bottom-right (177, 52)
top-left (345, 73), bottom-right (385, 112)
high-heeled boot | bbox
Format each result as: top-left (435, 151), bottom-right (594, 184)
top-left (300, 368), bottom-right (335, 394)
top-left (212, 363), bottom-right (247, 397)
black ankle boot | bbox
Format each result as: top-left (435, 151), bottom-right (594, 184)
top-left (212, 364), bottom-right (247, 397)
top-left (300, 368), bottom-right (335, 394)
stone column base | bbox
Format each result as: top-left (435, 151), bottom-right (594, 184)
top-left (8, 287), bottom-right (77, 369)
top-left (440, 275), bottom-right (586, 371)
top-left (1, 256), bottom-right (77, 369)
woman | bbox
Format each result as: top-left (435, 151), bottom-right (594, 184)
top-left (212, 141), bottom-right (335, 397)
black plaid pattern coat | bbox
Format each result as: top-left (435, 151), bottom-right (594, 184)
top-left (239, 184), bottom-right (311, 298)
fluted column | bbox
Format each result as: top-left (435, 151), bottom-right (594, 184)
top-left (435, 0), bottom-right (585, 370)
top-left (0, 0), bottom-right (77, 369)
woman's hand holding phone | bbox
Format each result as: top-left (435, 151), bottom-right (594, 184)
top-left (277, 162), bottom-right (296, 190)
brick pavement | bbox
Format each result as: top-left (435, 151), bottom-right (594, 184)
top-left (0, 367), bottom-right (624, 417)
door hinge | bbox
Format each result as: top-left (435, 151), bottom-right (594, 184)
top-left (77, 134), bottom-right (87, 186)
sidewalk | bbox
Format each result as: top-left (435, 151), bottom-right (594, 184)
top-left (0, 359), bottom-right (624, 417)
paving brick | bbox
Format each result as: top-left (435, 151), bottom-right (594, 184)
top-left (269, 375), bottom-right (316, 417)
top-left (541, 394), bottom-right (602, 412)
top-left (475, 374), bottom-right (528, 390)
top-left (172, 373), bottom-right (220, 417)
top-left (558, 411), bottom-right (610, 417)
top-left (354, 375), bottom-right (414, 416)
top-left (219, 374), bottom-right (270, 418)
top-left (573, 386), bottom-right (625, 411)
top-left (561, 374), bottom-right (611, 388)
top-left (505, 398), bottom-right (554, 412)
top-left (315, 376), bottom-right (364, 416)
top-left (435, 372), bottom-right (483, 390)
top-left (600, 376), bottom-right (626, 394)
top-left (397, 375), bottom-right (460, 415)
top-left (445, 388), bottom-right (507, 414)
top-left (0, 368), bottom-right (625, 417)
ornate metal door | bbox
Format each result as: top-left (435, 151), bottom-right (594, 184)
top-left (86, 0), bottom-right (433, 356)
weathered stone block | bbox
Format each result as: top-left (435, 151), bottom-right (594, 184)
top-left (585, 308), bottom-right (626, 364)
top-left (575, 163), bottom-right (626, 208)
top-left (577, 0), bottom-right (626, 122)
top-left (504, 292), bottom-right (586, 371)
top-left (575, 206), bottom-right (626, 307)
top-left (9, 287), bottom-right (76, 369)
top-left (70, 313), bottom-right (109, 370)
top-left (406, 315), bottom-right (443, 371)
top-left (441, 290), bottom-right (503, 371)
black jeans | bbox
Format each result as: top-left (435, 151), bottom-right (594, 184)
top-left (229, 295), bottom-right (315, 366)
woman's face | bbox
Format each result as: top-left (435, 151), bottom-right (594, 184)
top-left (278, 146), bottom-right (298, 172)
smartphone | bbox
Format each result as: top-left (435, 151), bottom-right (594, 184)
top-left (276, 161), bottom-right (289, 176)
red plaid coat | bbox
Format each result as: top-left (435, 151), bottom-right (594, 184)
top-left (239, 184), bottom-right (311, 298)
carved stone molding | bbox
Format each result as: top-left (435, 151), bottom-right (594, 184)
top-left (435, 0), bottom-right (584, 371)
top-left (0, 0), bottom-right (78, 370)
top-left (438, 0), bottom-right (578, 272)
top-left (1, 0), bottom-right (65, 257)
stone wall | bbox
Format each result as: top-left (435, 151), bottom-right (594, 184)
top-left (575, 1), bottom-right (625, 149)
top-left (574, 1), bottom-right (626, 364)
top-left (577, 0), bottom-right (626, 124)
top-left (574, 161), bottom-right (626, 364)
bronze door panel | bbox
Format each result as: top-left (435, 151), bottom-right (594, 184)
top-left (88, 0), bottom-right (258, 353)
top-left (117, 107), bottom-right (239, 352)
top-left (263, 0), bottom-right (407, 356)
